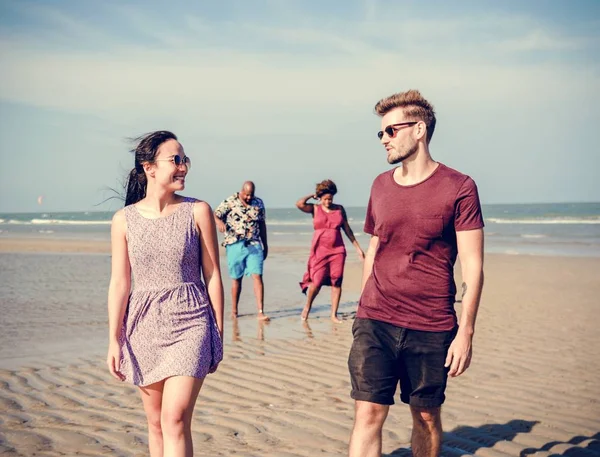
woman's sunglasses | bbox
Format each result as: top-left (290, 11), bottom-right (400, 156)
top-left (155, 155), bottom-right (192, 169)
top-left (377, 122), bottom-right (418, 140)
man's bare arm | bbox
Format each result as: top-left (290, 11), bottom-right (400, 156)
top-left (445, 228), bottom-right (484, 377)
top-left (361, 235), bottom-right (379, 294)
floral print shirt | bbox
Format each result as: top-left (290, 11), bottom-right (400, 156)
top-left (214, 193), bottom-right (266, 247)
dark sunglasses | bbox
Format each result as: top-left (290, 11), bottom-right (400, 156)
top-left (377, 122), bottom-right (418, 140)
top-left (155, 155), bottom-right (192, 169)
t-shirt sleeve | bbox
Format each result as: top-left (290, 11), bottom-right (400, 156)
top-left (455, 177), bottom-right (485, 231)
top-left (214, 199), bottom-right (229, 220)
top-left (364, 192), bottom-right (376, 236)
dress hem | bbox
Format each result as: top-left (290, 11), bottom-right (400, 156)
top-left (128, 370), bottom-right (216, 387)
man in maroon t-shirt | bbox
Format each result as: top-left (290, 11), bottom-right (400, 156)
top-left (348, 90), bottom-right (484, 457)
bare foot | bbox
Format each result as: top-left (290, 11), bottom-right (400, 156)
top-left (258, 312), bottom-right (270, 322)
top-left (301, 308), bottom-right (309, 321)
top-left (302, 320), bottom-right (313, 338)
top-left (331, 315), bottom-right (343, 324)
top-left (231, 311), bottom-right (238, 319)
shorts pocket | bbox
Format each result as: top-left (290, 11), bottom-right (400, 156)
top-left (351, 318), bottom-right (359, 336)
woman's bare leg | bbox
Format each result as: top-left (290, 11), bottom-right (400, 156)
top-left (161, 376), bottom-right (204, 457)
top-left (331, 286), bottom-right (343, 323)
top-left (139, 379), bottom-right (166, 457)
top-left (302, 283), bottom-right (321, 320)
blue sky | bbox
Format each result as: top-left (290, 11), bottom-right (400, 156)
top-left (1, 0), bottom-right (599, 212)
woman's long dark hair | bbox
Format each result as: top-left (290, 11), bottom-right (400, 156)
top-left (125, 131), bottom-right (178, 206)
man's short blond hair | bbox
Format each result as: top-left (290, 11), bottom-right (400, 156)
top-left (374, 90), bottom-right (437, 143)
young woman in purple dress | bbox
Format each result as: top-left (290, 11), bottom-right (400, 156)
top-left (106, 131), bottom-right (224, 457)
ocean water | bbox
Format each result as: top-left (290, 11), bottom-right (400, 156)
top-left (1, 202), bottom-right (599, 257)
top-left (0, 249), bottom-right (359, 369)
top-left (1, 202), bottom-right (598, 368)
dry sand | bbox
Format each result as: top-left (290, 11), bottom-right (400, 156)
top-left (0, 239), bottom-right (599, 456)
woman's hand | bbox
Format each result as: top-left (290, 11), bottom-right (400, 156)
top-left (356, 247), bottom-right (365, 261)
top-left (106, 340), bottom-right (125, 381)
top-left (296, 194), bottom-right (317, 213)
top-left (210, 326), bottom-right (223, 374)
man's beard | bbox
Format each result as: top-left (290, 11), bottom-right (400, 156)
top-left (387, 142), bottom-right (418, 165)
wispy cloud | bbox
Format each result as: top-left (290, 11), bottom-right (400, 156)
top-left (1, 1), bottom-right (599, 210)
top-left (1, 1), bottom-right (118, 48)
top-left (496, 29), bottom-right (593, 52)
top-left (1, 2), bottom-right (599, 134)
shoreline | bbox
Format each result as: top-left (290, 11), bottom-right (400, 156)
top-left (0, 236), bottom-right (312, 257)
top-left (3, 234), bottom-right (600, 260)
top-left (0, 236), bottom-right (599, 455)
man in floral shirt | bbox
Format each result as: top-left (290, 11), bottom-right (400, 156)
top-left (214, 181), bottom-right (270, 321)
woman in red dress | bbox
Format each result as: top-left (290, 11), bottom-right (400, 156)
top-left (297, 180), bottom-right (365, 323)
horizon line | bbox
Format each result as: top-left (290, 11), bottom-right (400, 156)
top-left (1, 201), bottom-right (600, 215)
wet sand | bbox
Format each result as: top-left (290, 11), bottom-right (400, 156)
top-left (0, 237), bottom-right (599, 456)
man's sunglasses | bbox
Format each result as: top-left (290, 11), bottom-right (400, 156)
top-left (155, 155), bottom-right (192, 169)
top-left (377, 122), bottom-right (418, 140)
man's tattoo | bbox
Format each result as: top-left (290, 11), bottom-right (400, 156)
top-left (461, 282), bottom-right (468, 298)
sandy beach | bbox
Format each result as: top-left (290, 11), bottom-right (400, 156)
top-left (0, 238), bottom-right (599, 456)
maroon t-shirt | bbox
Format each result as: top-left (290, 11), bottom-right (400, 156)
top-left (358, 163), bottom-right (484, 332)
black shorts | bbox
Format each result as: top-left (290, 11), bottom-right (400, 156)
top-left (348, 317), bottom-right (457, 408)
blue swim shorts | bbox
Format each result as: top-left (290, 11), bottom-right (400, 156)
top-left (226, 240), bottom-right (264, 279)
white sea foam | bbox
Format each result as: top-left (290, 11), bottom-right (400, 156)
top-left (30, 219), bottom-right (111, 225)
top-left (487, 217), bottom-right (600, 225)
top-left (1, 218), bottom-right (111, 225)
top-left (267, 219), bottom-right (366, 227)
top-left (266, 220), bottom-right (314, 226)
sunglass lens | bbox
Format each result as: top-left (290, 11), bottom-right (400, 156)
top-left (172, 155), bottom-right (182, 166)
top-left (385, 126), bottom-right (394, 137)
top-left (377, 131), bottom-right (384, 140)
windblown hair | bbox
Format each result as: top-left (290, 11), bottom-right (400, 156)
top-left (315, 179), bottom-right (337, 198)
top-left (125, 131), bottom-right (178, 206)
top-left (374, 89), bottom-right (437, 143)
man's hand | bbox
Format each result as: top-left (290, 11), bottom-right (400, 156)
top-left (444, 330), bottom-right (473, 377)
top-left (216, 219), bottom-right (226, 233)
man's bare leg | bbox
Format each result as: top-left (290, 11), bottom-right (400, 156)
top-left (251, 274), bottom-right (269, 321)
top-left (410, 406), bottom-right (443, 457)
top-left (348, 400), bottom-right (389, 457)
top-left (231, 278), bottom-right (242, 318)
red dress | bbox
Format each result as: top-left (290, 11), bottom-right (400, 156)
top-left (300, 205), bottom-right (347, 293)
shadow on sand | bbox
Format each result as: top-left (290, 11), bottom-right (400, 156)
top-left (385, 420), bottom-right (600, 456)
